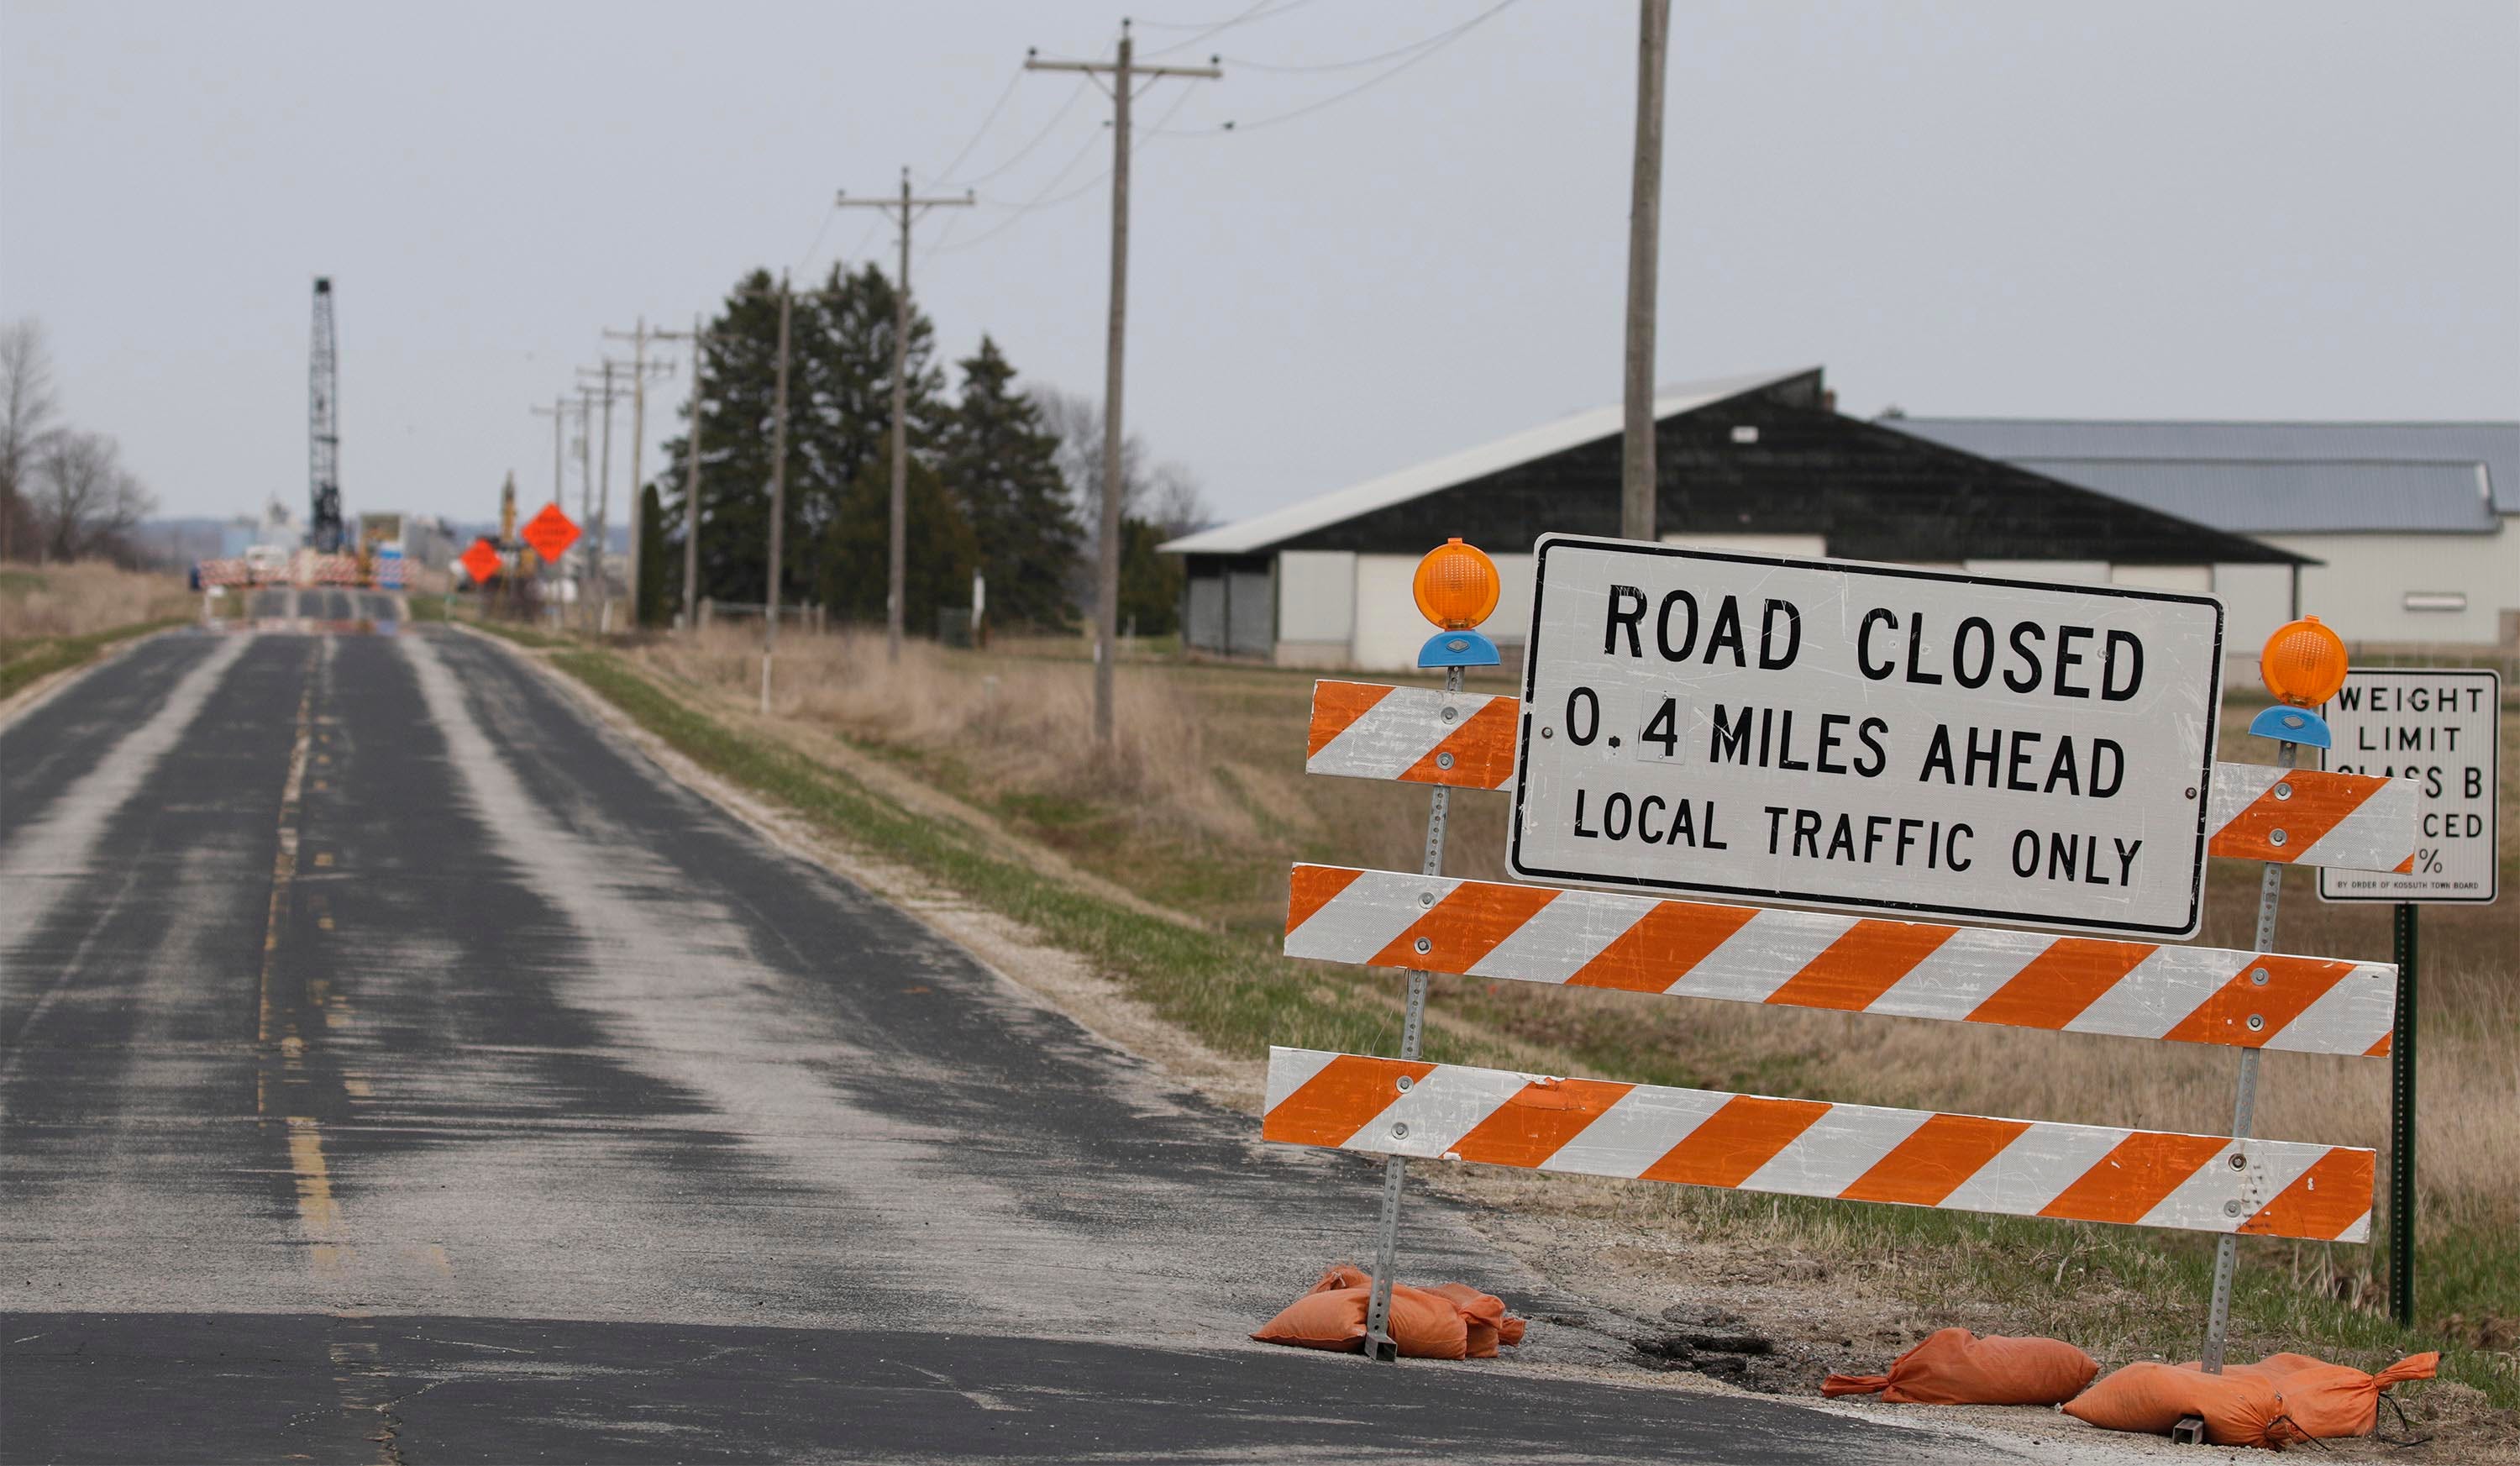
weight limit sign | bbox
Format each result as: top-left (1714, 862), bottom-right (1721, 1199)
top-left (2321, 668), bottom-right (2501, 905)
top-left (1509, 536), bottom-right (2227, 938)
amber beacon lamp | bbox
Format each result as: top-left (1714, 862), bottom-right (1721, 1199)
top-left (1413, 538), bottom-right (1503, 670)
top-left (2250, 614), bottom-right (2349, 748)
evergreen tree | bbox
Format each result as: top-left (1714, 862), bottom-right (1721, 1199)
top-left (1116, 516), bottom-right (1181, 636)
top-left (939, 337), bottom-right (1079, 631)
top-left (794, 261), bottom-right (948, 607)
top-left (655, 269), bottom-right (813, 612)
top-left (636, 483), bottom-right (666, 628)
top-left (821, 444), bottom-right (977, 632)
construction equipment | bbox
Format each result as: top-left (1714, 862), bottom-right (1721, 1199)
top-left (308, 277), bottom-right (344, 552)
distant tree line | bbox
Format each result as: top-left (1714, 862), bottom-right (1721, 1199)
top-left (644, 265), bottom-right (1206, 634)
top-left (0, 318), bottom-right (157, 565)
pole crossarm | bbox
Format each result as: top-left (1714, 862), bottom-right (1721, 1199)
top-left (1024, 54), bottom-right (1222, 79)
top-left (833, 167), bottom-right (974, 663)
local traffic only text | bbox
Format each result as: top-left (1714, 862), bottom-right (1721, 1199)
top-left (1512, 541), bottom-right (2224, 935)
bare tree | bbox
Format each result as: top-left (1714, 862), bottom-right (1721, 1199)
top-left (35, 431), bottom-right (155, 564)
top-left (1, 318), bottom-right (61, 562)
top-left (1142, 460), bottom-right (1211, 541)
top-left (1032, 386), bottom-right (1143, 554)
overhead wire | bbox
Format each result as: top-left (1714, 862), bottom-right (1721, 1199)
top-left (1143, 0), bottom-right (1520, 136)
top-left (941, 76), bottom-right (1097, 189)
top-left (1139, 0), bottom-right (1320, 54)
top-left (922, 66), bottom-right (1026, 188)
top-left (930, 82), bottom-right (1202, 260)
top-left (794, 203), bottom-right (840, 276)
top-left (1215, 3), bottom-right (1518, 73)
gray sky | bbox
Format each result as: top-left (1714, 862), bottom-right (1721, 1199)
top-left (4, 0), bottom-right (2515, 531)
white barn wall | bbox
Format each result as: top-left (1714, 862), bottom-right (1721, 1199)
top-left (1274, 550), bottom-right (1356, 666)
top-left (2211, 563), bottom-right (2295, 670)
top-left (1347, 551), bottom-right (1536, 672)
top-left (2262, 526), bottom-right (2517, 646)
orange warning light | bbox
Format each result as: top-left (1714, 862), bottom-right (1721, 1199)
top-left (1412, 539), bottom-right (1500, 631)
top-left (2260, 616), bottom-right (2349, 707)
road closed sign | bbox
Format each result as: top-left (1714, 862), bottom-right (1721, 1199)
top-left (1509, 536), bottom-right (2227, 937)
top-left (2320, 668), bottom-right (2501, 905)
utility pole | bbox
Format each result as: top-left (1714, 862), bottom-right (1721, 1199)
top-left (575, 383), bottom-right (599, 628)
top-left (652, 314), bottom-right (708, 633)
top-left (1026, 24), bottom-right (1220, 746)
top-left (585, 365), bottom-right (617, 630)
top-left (1622, 0), bottom-right (1671, 544)
top-left (528, 394), bottom-right (573, 620)
top-left (604, 318), bottom-right (676, 628)
top-left (764, 272), bottom-right (794, 714)
top-left (836, 169), bottom-right (973, 664)
top-left (582, 351), bottom-right (669, 633)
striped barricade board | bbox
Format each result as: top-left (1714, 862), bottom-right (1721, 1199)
top-left (1306, 680), bottom-right (2419, 875)
top-left (1263, 1047), bottom-right (2373, 1243)
top-left (1286, 864), bottom-right (2396, 1056)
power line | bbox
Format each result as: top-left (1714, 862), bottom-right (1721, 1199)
top-left (795, 203), bottom-right (839, 276)
top-left (924, 66), bottom-right (1026, 187)
top-left (1146, 0), bottom-right (1519, 136)
top-left (932, 83), bottom-right (1202, 258)
top-left (931, 126), bottom-right (1110, 256)
top-left (1137, 0), bottom-right (1315, 45)
top-left (1215, 3), bottom-right (1520, 73)
top-left (941, 76), bottom-right (1096, 188)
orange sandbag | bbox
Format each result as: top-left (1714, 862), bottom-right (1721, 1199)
top-left (2207, 1353), bottom-right (2438, 1440)
top-left (1310, 1264), bottom-right (1372, 1293)
top-left (1421, 1282), bottom-right (1508, 1358)
top-left (1252, 1283), bottom-right (1469, 1359)
top-left (1822, 1329), bottom-right (2099, 1406)
top-left (2063, 1361), bottom-right (2303, 1448)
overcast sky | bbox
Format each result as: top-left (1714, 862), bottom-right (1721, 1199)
top-left (4, 0), bottom-right (2515, 531)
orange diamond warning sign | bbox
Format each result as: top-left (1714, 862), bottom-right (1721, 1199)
top-left (521, 504), bottom-right (580, 565)
top-left (459, 539), bottom-right (502, 584)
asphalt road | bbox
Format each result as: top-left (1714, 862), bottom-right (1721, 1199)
top-left (0, 618), bottom-right (2005, 1463)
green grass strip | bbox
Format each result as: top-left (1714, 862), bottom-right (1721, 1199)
top-left (0, 617), bottom-right (192, 701)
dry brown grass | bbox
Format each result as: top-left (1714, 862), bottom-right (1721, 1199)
top-left (644, 625), bottom-right (1257, 845)
top-left (0, 561), bottom-right (192, 640)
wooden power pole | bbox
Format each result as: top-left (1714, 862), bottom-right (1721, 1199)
top-left (528, 394), bottom-right (573, 622)
top-left (1026, 24), bottom-right (1219, 746)
top-left (1622, 0), bottom-right (1671, 544)
top-left (764, 274), bottom-right (793, 713)
top-left (836, 170), bottom-right (972, 664)
top-left (653, 314), bottom-right (708, 633)
top-left (604, 318), bottom-right (676, 628)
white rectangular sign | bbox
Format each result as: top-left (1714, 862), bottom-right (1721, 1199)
top-left (1509, 537), bottom-right (2227, 937)
top-left (2319, 668), bottom-right (2501, 904)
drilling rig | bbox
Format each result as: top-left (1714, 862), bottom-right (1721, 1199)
top-left (307, 277), bottom-right (344, 552)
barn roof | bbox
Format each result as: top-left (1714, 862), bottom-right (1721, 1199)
top-left (1886, 418), bottom-right (2520, 525)
top-left (1160, 367), bottom-right (1813, 556)
top-left (1166, 370), bottom-right (2305, 566)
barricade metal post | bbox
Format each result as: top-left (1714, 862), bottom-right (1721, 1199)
top-left (2391, 900), bottom-right (2418, 1326)
top-left (2201, 742), bottom-right (2292, 1374)
top-left (1362, 660), bottom-right (1459, 1363)
top-left (1357, 538), bottom-right (1500, 1364)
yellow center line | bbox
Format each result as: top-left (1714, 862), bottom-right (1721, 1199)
top-left (256, 645), bottom-right (358, 1280)
top-left (255, 650), bottom-right (317, 1104)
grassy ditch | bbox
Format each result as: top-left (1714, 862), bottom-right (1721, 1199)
top-left (0, 617), bottom-right (192, 701)
top-left (535, 624), bottom-right (2513, 1416)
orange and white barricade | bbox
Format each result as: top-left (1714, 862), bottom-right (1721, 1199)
top-left (1263, 544), bottom-right (2418, 1366)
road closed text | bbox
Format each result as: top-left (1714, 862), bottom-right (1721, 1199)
top-left (1513, 539), bottom-right (2224, 935)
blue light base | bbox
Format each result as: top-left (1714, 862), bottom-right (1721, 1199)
top-left (1418, 628), bottom-right (1500, 670)
top-left (2248, 705), bottom-right (2332, 749)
